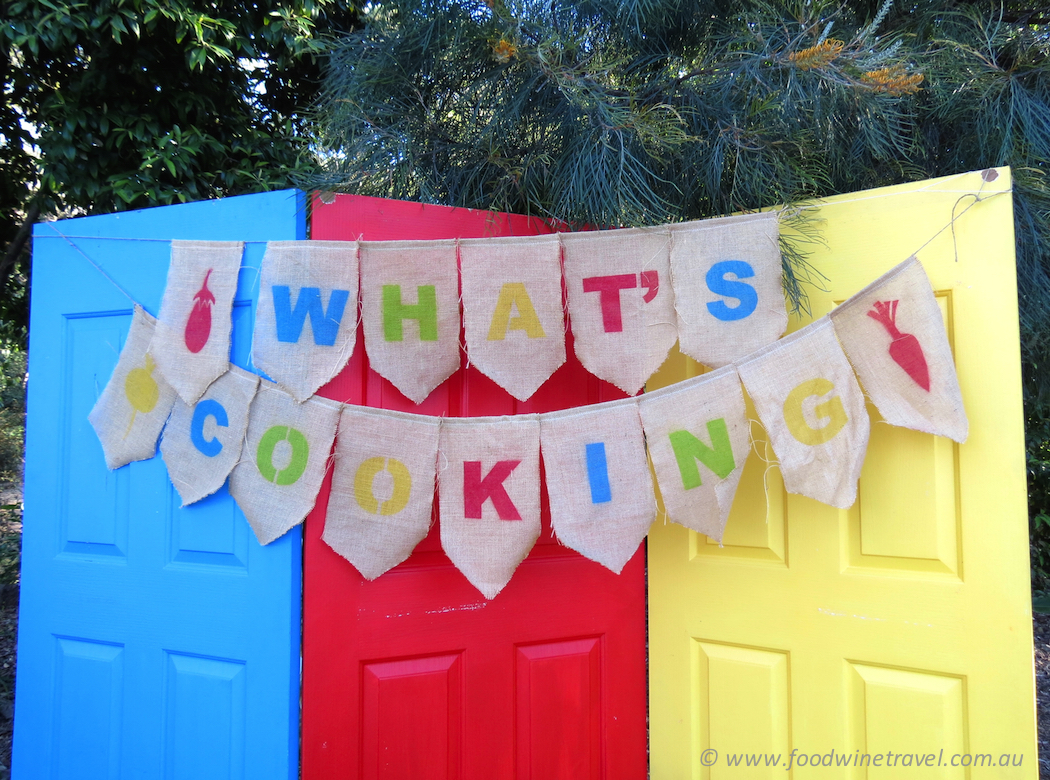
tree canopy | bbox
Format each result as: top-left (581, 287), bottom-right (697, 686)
top-left (308, 0), bottom-right (1050, 390)
top-left (1, 0), bottom-right (358, 336)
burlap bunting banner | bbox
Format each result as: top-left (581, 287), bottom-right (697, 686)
top-left (152, 240), bottom-right (243, 403)
top-left (89, 305), bottom-right (179, 470)
top-left (737, 317), bottom-right (870, 508)
top-left (639, 365), bottom-right (750, 542)
top-left (324, 406), bottom-right (440, 579)
top-left (460, 234), bottom-right (566, 400)
top-left (561, 228), bottom-right (677, 394)
top-left (438, 415), bottom-right (541, 599)
top-left (159, 365), bottom-right (259, 506)
top-left (252, 240), bottom-right (360, 402)
top-left (670, 212), bottom-right (786, 367)
top-left (360, 240), bottom-right (460, 404)
top-left (831, 257), bottom-right (967, 442)
top-left (541, 399), bottom-right (655, 572)
top-left (229, 382), bottom-right (341, 545)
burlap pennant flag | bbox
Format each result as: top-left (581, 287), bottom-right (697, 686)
top-left (159, 365), bottom-right (260, 506)
top-left (228, 382), bottom-right (341, 545)
top-left (89, 305), bottom-right (179, 469)
top-left (670, 212), bottom-right (787, 367)
top-left (360, 240), bottom-right (461, 403)
top-left (830, 257), bottom-right (967, 442)
top-left (324, 407), bottom-right (440, 579)
top-left (737, 317), bottom-right (870, 508)
top-left (252, 240), bottom-right (360, 402)
top-left (152, 240), bottom-right (243, 403)
top-left (638, 365), bottom-right (750, 541)
top-left (540, 399), bottom-right (655, 572)
top-left (460, 234), bottom-right (566, 401)
top-left (561, 228), bottom-right (677, 394)
top-left (438, 415), bottom-right (541, 599)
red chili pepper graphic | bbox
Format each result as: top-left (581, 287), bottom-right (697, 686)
top-left (866, 299), bottom-right (930, 391)
top-left (184, 269), bottom-right (215, 354)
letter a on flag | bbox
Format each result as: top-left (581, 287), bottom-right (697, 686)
top-left (438, 416), bottom-right (541, 599)
top-left (253, 241), bottom-right (360, 402)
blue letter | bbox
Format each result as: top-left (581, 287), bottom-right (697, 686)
top-left (585, 442), bottom-right (612, 504)
top-left (706, 260), bottom-right (758, 321)
top-left (272, 286), bottom-right (350, 346)
top-left (191, 399), bottom-right (228, 457)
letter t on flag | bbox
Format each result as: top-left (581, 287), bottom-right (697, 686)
top-left (439, 416), bottom-right (541, 599)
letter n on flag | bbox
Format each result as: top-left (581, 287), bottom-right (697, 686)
top-left (438, 415), bottom-right (541, 599)
top-left (638, 365), bottom-right (750, 542)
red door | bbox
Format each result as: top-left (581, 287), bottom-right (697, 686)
top-left (302, 194), bottom-right (647, 779)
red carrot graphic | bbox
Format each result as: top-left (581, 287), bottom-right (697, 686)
top-left (184, 269), bottom-right (215, 353)
top-left (866, 299), bottom-right (930, 391)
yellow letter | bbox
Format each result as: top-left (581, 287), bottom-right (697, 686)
top-left (487, 282), bottom-right (546, 340)
top-left (354, 457), bottom-right (412, 516)
top-left (783, 378), bottom-right (848, 445)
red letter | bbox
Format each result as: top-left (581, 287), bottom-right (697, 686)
top-left (463, 460), bottom-right (522, 520)
top-left (582, 274), bottom-right (637, 332)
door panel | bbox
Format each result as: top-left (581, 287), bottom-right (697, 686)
top-left (303, 194), bottom-right (648, 779)
top-left (648, 170), bottom-right (1036, 777)
top-left (15, 190), bottom-right (306, 779)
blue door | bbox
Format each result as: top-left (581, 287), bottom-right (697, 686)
top-left (14, 190), bottom-right (305, 779)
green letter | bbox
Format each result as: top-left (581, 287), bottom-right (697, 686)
top-left (383, 284), bottom-right (438, 341)
top-left (257, 425), bottom-right (310, 486)
top-left (669, 418), bottom-right (735, 490)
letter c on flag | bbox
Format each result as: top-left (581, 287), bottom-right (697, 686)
top-left (190, 399), bottom-right (228, 457)
top-left (783, 378), bottom-right (848, 445)
top-left (256, 426), bottom-right (310, 485)
top-left (354, 457), bottom-right (412, 516)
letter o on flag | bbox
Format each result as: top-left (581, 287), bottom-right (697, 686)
top-left (256, 425), bottom-right (310, 486)
top-left (354, 457), bottom-right (412, 516)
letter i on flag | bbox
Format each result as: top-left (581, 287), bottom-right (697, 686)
top-left (561, 228), bottom-right (678, 395)
top-left (253, 241), bottom-right (360, 402)
top-left (359, 240), bottom-right (461, 404)
top-left (89, 305), bottom-right (179, 469)
top-left (459, 234), bottom-right (566, 401)
top-left (638, 365), bottom-right (750, 542)
top-left (152, 240), bottom-right (243, 403)
top-left (438, 416), bottom-right (541, 599)
top-left (541, 398), bottom-right (655, 572)
top-left (229, 382), bottom-right (341, 545)
top-left (160, 365), bottom-right (259, 506)
top-left (737, 317), bottom-right (870, 508)
top-left (830, 257), bottom-right (967, 442)
top-left (324, 406), bottom-right (440, 579)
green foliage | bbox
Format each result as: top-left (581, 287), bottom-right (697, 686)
top-left (1, 0), bottom-right (359, 339)
top-left (1030, 404), bottom-right (1050, 594)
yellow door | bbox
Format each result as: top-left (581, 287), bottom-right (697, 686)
top-left (648, 169), bottom-right (1037, 778)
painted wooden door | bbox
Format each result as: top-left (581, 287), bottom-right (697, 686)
top-left (648, 170), bottom-right (1038, 777)
top-left (15, 190), bottom-right (306, 780)
top-left (302, 194), bottom-right (648, 779)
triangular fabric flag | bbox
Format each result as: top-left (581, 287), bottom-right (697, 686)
top-left (540, 398), bottom-right (655, 572)
top-left (89, 305), bottom-right (179, 469)
top-left (561, 228), bottom-right (677, 394)
top-left (670, 212), bottom-right (787, 367)
top-left (459, 234), bottom-right (566, 401)
top-left (360, 240), bottom-right (461, 404)
top-left (638, 365), bottom-right (750, 542)
top-left (737, 317), bottom-right (870, 508)
top-left (152, 240), bottom-right (242, 403)
top-left (252, 240), bottom-right (360, 402)
top-left (324, 406), bottom-right (440, 579)
top-left (159, 365), bottom-right (259, 506)
top-left (228, 382), bottom-right (341, 545)
top-left (438, 415), bottom-right (541, 599)
top-left (830, 257), bottom-right (967, 442)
